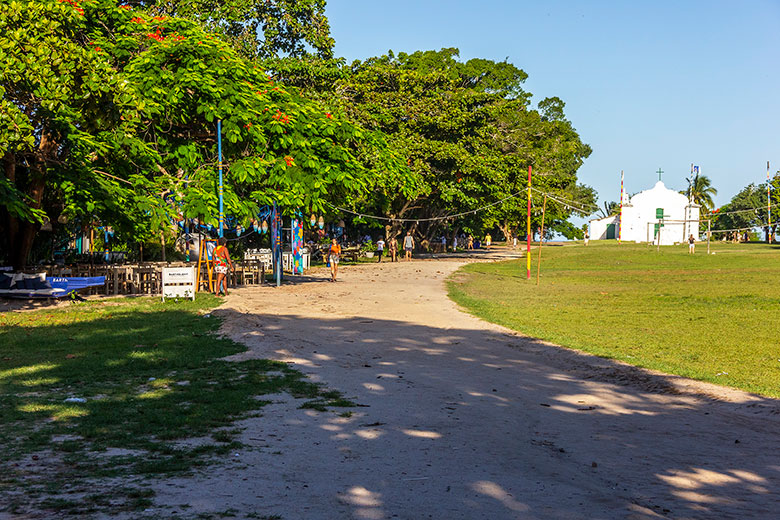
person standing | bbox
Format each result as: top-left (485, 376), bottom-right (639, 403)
top-left (328, 238), bottom-right (341, 281)
top-left (688, 234), bottom-right (695, 254)
top-left (376, 237), bottom-right (385, 263)
top-left (213, 237), bottom-right (233, 296)
top-left (484, 233), bottom-right (492, 250)
top-left (388, 236), bottom-right (398, 262)
top-left (584, 233), bottom-right (590, 246)
top-left (441, 235), bottom-right (447, 253)
top-left (403, 231), bottom-right (415, 261)
top-left (467, 235), bottom-right (474, 250)
top-left (452, 235), bottom-right (458, 251)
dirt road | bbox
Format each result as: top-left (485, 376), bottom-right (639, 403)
top-left (150, 254), bottom-right (780, 520)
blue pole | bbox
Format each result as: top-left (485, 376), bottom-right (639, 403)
top-left (217, 120), bottom-right (224, 237)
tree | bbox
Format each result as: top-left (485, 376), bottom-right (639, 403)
top-left (0, 1), bottom-right (392, 268)
top-left (713, 177), bottom-right (779, 241)
top-left (683, 173), bottom-right (718, 214)
top-left (270, 49), bottom-right (594, 242)
top-left (141, 0), bottom-right (334, 59)
top-left (596, 201), bottom-right (620, 219)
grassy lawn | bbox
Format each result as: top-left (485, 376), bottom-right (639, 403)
top-left (0, 295), bottom-right (352, 518)
top-left (448, 241), bottom-right (780, 398)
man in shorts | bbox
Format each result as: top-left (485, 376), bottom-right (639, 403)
top-left (403, 231), bottom-right (414, 261)
top-left (376, 237), bottom-right (385, 262)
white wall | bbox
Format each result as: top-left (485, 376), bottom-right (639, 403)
top-left (620, 181), bottom-right (700, 245)
top-left (589, 215), bottom-right (619, 240)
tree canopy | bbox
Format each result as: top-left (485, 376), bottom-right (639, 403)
top-left (270, 48), bottom-right (595, 242)
top-left (712, 176), bottom-right (779, 240)
top-left (0, 0), bottom-right (391, 267)
top-left (2, 3), bottom-right (596, 268)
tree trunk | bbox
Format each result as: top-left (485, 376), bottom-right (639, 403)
top-left (3, 153), bottom-right (18, 262)
top-left (8, 128), bottom-right (56, 270)
top-left (160, 230), bottom-right (166, 262)
top-left (498, 219), bottom-right (512, 243)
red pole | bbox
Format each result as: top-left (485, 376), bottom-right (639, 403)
top-left (526, 165), bottom-right (532, 280)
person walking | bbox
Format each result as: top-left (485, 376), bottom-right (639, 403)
top-left (376, 237), bottom-right (385, 263)
top-left (213, 237), bottom-right (234, 296)
top-left (328, 238), bottom-right (341, 281)
top-left (403, 231), bottom-right (415, 261)
top-left (688, 234), bottom-right (695, 254)
top-left (388, 236), bottom-right (398, 262)
top-left (484, 233), bottom-right (492, 250)
top-left (467, 234), bottom-right (474, 250)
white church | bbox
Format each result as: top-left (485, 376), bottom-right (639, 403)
top-left (590, 173), bottom-right (700, 246)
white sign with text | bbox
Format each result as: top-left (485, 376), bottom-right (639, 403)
top-left (162, 267), bottom-right (196, 301)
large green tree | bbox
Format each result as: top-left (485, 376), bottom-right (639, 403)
top-left (0, 0), bottom-right (391, 268)
top-left (713, 177), bottom-right (779, 241)
top-left (270, 49), bottom-right (595, 242)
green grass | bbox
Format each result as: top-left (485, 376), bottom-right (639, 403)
top-left (0, 294), bottom-right (352, 517)
top-left (448, 241), bottom-right (780, 398)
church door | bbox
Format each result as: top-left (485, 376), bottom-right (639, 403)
top-left (654, 208), bottom-right (665, 239)
top-left (606, 224), bottom-right (616, 239)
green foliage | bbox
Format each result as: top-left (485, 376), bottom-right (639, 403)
top-left (1, 0), bottom-right (385, 266)
top-left (145, 0), bottom-right (335, 59)
top-left (712, 175), bottom-right (778, 239)
top-left (683, 173), bottom-right (718, 214)
top-left (270, 48), bottom-right (594, 240)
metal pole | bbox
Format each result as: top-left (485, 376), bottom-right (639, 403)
top-left (536, 195), bottom-right (547, 286)
top-left (768, 161), bottom-right (772, 243)
top-left (657, 219), bottom-right (661, 252)
top-left (526, 165), bottom-right (532, 280)
top-left (618, 170), bottom-right (624, 244)
top-left (707, 219), bottom-right (711, 254)
top-left (217, 120), bottom-right (224, 238)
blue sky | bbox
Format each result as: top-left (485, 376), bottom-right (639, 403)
top-left (325, 0), bottom-right (780, 212)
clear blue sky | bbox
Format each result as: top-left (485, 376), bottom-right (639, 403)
top-left (325, 0), bottom-right (780, 212)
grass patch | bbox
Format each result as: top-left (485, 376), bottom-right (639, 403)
top-left (0, 294), bottom-right (352, 517)
top-left (448, 241), bottom-right (780, 398)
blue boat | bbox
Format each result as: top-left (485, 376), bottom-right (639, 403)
top-left (0, 274), bottom-right (106, 299)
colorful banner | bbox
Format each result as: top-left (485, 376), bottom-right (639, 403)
top-left (291, 217), bottom-right (304, 274)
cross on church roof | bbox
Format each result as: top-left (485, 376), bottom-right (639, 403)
top-left (656, 168), bottom-right (664, 181)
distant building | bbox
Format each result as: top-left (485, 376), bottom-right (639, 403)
top-left (590, 180), bottom-right (700, 245)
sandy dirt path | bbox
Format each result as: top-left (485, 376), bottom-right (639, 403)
top-left (150, 252), bottom-right (780, 520)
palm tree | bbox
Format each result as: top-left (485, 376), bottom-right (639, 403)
top-left (686, 174), bottom-right (718, 214)
top-left (596, 201), bottom-right (620, 219)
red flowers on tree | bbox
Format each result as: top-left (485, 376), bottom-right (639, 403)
top-left (272, 110), bottom-right (290, 124)
top-left (284, 156), bottom-right (295, 167)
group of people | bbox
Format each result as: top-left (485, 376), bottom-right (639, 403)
top-left (214, 229), bottom-right (499, 288)
top-left (327, 231), bottom-right (417, 282)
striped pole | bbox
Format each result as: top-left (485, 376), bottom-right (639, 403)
top-left (217, 120), bottom-right (224, 238)
top-left (526, 165), bottom-right (532, 280)
top-left (768, 161), bottom-right (772, 244)
top-left (618, 170), bottom-right (624, 244)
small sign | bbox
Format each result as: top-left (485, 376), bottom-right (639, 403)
top-left (162, 267), bottom-right (196, 301)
